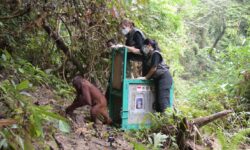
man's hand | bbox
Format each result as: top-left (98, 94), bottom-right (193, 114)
top-left (136, 76), bottom-right (146, 80)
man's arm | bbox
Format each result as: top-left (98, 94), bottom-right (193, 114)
top-left (145, 53), bottom-right (161, 79)
top-left (126, 32), bottom-right (144, 55)
top-left (125, 46), bottom-right (141, 54)
top-left (145, 67), bottom-right (157, 79)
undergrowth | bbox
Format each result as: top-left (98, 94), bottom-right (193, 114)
top-left (0, 51), bottom-right (72, 149)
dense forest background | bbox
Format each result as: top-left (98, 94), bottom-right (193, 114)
top-left (0, 0), bottom-right (249, 149)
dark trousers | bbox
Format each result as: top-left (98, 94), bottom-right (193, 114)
top-left (154, 70), bottom-right (172, 112)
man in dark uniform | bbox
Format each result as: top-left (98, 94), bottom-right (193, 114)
top-left (105, 19), bottom-right (147, 102)
top-left (119, 19), bottom-right (146, 55)
top-left (141, 39), bottom-right (173, 112)
top-left (119, 19), bottom-right (148, 76)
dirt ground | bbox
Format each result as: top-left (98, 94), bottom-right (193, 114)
top-left (47, 114), bottom-right (133, 150)
top-left (31, 86), bottom-right (134, 150)
top-left (28, 86), bottom-right (250, 150)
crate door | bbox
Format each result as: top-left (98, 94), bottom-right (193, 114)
top-left (112, 52), bottom-right (123, 90)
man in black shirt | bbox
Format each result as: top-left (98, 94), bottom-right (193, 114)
top-left (120, 19), bottom-right (146, 56)
top-left (140, 39), bottom-right (173, 112)
top-left (119, 19), bottom-right (148, 77)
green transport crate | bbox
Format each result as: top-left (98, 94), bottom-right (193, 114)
top-left (108, 47), bottom-right (174, 130)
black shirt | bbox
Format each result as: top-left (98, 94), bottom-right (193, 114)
top-left (151, 52), bottom-right (162, 67)
top-left (143, 52), bottom-right (162, 76)
top-left (132, 32), bottom-right (144, 52)
top-left (125, 30), bottom-right (144, 51)
top-left (126, 31), bottom-right (145, 61)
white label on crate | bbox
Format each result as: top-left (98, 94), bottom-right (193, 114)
top-left (137, 85), bottom-right (149, 92)
top-left (137, 85), bottom-right (142, 92)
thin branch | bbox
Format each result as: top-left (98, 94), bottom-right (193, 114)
top-left (211, 20), bottom-right (227, 49)
top-left (0, 5), bottom-right (31, 20)
top-left (42, 20), bottom-right (84, 74)
top-left (192, 110), bottom-right (233, 128)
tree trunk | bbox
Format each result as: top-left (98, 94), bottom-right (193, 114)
top-left (211, 24), bottom-right (226, 49)
top-left (209, 20), bottom-right (227, 57)
top-left (199, 28), bottom-right (206, 49)
top-left (42, 21), bottom-right (84, 74)
top-left (192, 110), bottom-right (233, 128)
top-left (162, 110), bottom-right (233, 150)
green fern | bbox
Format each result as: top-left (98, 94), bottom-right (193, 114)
top-left (217, 130), bottom-right (228, 150)
top-left (217, 128), bottom-right (250, 150)
top-left (230, 128), bottom-right (250, 150)
top-left (132, 142), bottom-right (147, 150)
top-left (148, 132), bottom-right (168, 149)
top-left (0, 53), bottom-right (71, 149)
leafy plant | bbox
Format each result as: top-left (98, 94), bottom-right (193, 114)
top-left (0, 79), bottom-right (70, 149)
top-left (148, 132), bottom-right (168, 149)
top-left (0, 50), bottom-right (74, 99)
top-left (0, 51), bottom-right (71, 149)
top-left (132, 142), bottom-right (147, 150)
top-left (217, 128), bottom-right (250, 150)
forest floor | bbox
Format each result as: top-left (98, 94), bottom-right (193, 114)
top-left (22, 86), bottom-right (250, 150)
top-left (30, 86), bottom-right (134, 150)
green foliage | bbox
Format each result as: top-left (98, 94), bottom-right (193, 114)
top-left (149, 132), bottom-right (168, 149)
top-left (126, 0), bottom-right (188, 72)
top-left (143, 108), bottom-right (178, 130)
top-left (132, 142), bottom-right (147, 150)
top-left (0, 51), bottom-right (71, 149)
top-left (58, 120), bottom-right (71, 133)
top-left (0, 0), bottom-right (250, 148)
top-left (0, 78), bottom-right (70, 149)
top-left (217, 128), bottom-right (250, 150)
top-left (176, 1), bottom-right (250, 138)
top-left (131, 132), bottom-right (169, 150)
top-left (181, 39), bottom-right (250, 114)
top-left (0, 50), bottom-right (74, 98)
top-left (131, 109), bottom-right (185, 149)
